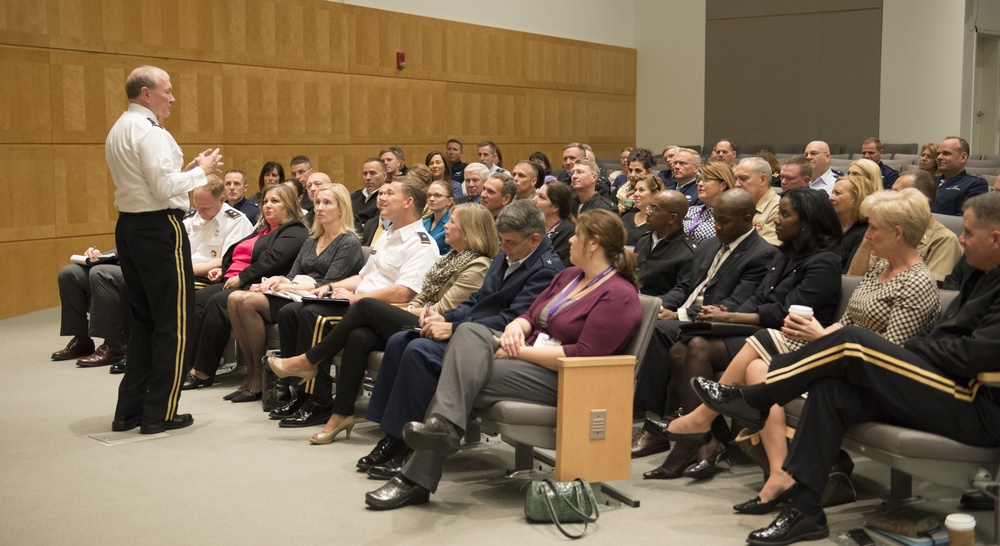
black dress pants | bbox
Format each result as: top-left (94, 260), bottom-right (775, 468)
top-left (114, 210), bottom-right (194, 424)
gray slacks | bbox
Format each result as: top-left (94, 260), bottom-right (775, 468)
top-left (401, 322), bottom-right (559, 492)
top-left (57, 263), bottom-right (125, 345)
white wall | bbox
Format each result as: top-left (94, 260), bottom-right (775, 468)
top-left (334, 0), bottom-right (636, 49)
top-left (880, 0), bottom-right (968, 145)
top-left (634, 0), bottom-right (706, 152)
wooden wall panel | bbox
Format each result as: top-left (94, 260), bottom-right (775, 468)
top-left (0, 0), bottom-right (635, 320)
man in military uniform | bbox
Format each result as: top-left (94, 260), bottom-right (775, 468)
top-left (184, 177), bottom-right (255, 283)
top-left (106, 65), bottom-right (222, 434)
top-left (222, 169), bottom-right (259, 223)
top-left (932, 136), bottom-right (989, 215)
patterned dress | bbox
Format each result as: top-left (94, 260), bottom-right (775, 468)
top-left (683, 205), bottom-right (715, 248)
top-left (747, 260), bottom-right (941, 362)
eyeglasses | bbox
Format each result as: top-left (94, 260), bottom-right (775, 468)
top-left (499, 235), bottom-right (528, 249)
top-left (427, 193), bottom-right (449, 199)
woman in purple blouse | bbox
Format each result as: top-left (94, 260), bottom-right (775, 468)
top-left (364, 209), bottom-right (644, 510)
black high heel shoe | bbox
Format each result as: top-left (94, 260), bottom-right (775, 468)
top-left (643, 432), bottom-right (711, 479)
top-left (733, 484), bottom-right (798, 514)
top-left (643, 417), bottom-right (711, 443)
top-left (683, 437), bottom-right (732, 480)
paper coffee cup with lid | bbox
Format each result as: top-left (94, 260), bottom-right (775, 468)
top-left (945, 513), bottom-right (975, 546)
top-left (788, 305), bottom-right (814, 318)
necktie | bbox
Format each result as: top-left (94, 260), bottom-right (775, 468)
top-left (682, 244), bottom-right (730, 309)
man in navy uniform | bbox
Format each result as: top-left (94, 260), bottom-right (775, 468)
top-left (932, 136), bottom-right (988, 215)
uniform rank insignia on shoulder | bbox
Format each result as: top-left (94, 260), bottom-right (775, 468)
top-left (225, 209), bottom-right (243, 219)
top-left (183, 209), bottom-right (196, 219)
top-left (146, 118), bottom-right (163, 128)
top-left (418, 232), bottom-right (431, 244)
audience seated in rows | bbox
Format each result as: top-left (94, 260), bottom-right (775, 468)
top-left (364, 209), bottom-right (640, 510)
top-left (222, 183), bottom-right (365, 402)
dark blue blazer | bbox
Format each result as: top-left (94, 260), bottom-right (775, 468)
top-left (660, 229), bottom-right (777, 316)
top-left (735, 249), bottom-right (842, 328)
top-left (444, 237), bottom-right (564, 331)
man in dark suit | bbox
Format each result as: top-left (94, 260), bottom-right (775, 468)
top-left (351, 158), bottom-right (387, 231)
top-left (635, 190), bottom-right (695, 296)
top-left (358, 200), bottom-right (564, 478)
top-left (631, 189), bottom-right (778, 457)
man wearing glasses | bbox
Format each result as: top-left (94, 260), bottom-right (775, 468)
top-left (671, 148), bottom-right (703, 206)
top-left (357, 200), bottom-right (564, 479)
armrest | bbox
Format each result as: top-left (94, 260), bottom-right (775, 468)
top-left (978, 371), bottom-right (1000, 385)
top-left (557, 355), bottom-right (635, 371)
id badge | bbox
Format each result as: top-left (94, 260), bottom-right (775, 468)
top-left (533, 333), bottom-right (562, 348)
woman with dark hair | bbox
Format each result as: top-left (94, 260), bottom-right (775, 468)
top-left (268, 203), bottom-right (499, 443)
top-left (532, 181), bottom-right (575, 264)
top-left (654, 188), bottom-right (940, 514)
top-left (425, 151), bottom-right (457, 197)
top-left (249, 161), bottom-right (284, 205)
top-left (644, 188), bottom-right (842, 482)
top-left (364, 209), bottom-right (642, 510)
top-left (621, 174), bottom-right (664, 246)
top-left (182, 183), bottom-right (309, 393)
top-left (616, 148), bottom-right (656, 215)
top-left (529, 151), bottom-right (556, 185)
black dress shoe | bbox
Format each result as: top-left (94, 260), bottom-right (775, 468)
top-left (358, 435), bottom-right (406, 470)
top-left (109, 359), bottom-right (126, 374)
top-left (139, 413), bottom-right (194, 435)
top-left (223, 388), bottom-right (244, 401)
top-left (961, 488), bottom-right (997, 510)
top-left (230, 390), bottom-right (262, 403)
top-left (269, 392), bottom-right (307, 419)
top-left (111, 415), bottom-right (141, 432)
top-left (51, 336), bottom-right (95, 361)
top-left (279, 399), bottom-right (333, 428)
top-left (734, 485), bottom-right (797, 515)
top-left (365, 476), bottom-right (430, 510)
top-left (683, 437), bottom-right (731, 480)
top-left (367, 448), bottom-right (412, 480)
top-left (747, 507), bottom-right (828, 546)
top-left (181, 372), bottom-right (214, 390)
top-left (691, 377), bottom-right (767, 430)
top-left (631, 427), bottom-right (671, 458)
top-left (402, 415), bottom-right (461, 456)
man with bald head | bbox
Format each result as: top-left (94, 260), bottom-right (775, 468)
top-left (734, 157), bottom-right (780, 245)
top-left (803, 141), bottom-right (839, 194)
top-left (631, 189), bottom-right (779, 457)
top-left (635, 191), bottom-right (695, 296)
top-left (932, 136), bottom-right (988, 215)
top-left (303, 172), bottom-right (331, 226)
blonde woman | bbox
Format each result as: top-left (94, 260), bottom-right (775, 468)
top-left (846, 158), bottom-right (883, 195)
top-left (919, 142), bottom-right (941, 176)
top-left (268, 203), bottom-right (499, 443)
top-left (222, 183), bottom-right (364, 401)
top-left (829, 174), bottom-right (877, 272)
top-left (683, 161), bottom-right (735, 247)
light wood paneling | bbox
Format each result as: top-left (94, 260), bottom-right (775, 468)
top-left (0, 0), bottom-right (635, 319)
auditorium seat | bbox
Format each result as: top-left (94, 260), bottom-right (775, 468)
top-left (882, 143), bottom-right (919, 155)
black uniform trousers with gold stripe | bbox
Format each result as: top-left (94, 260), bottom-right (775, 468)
top-left (762, 325), bottom-right (1000, 511)
top-left (114, 210), bottom-right (194, 424)
top-left (276, 300), bottom-right (351, 402)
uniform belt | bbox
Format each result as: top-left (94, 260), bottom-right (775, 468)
top-left (118, 209), bottom-right (185, 218)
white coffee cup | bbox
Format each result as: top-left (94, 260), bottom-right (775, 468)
top-left (788, 305), bottom-right (814, 318)
top-left (945, 513), bottom-right (976, 546)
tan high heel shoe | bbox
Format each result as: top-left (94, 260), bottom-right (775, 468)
top-left (310, 415), bottom-right (356, 445)
top-left (264, 355), bottom-right (317, 385)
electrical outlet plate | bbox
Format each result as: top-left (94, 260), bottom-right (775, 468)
top-left (589, 409), bottom-right (606, 440)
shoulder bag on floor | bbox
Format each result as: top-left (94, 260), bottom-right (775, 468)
top-left (524, 478), bottom-right (600, 539)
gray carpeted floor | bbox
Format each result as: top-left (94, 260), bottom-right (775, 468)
top-left (0, 307), bottom-right (992, 545)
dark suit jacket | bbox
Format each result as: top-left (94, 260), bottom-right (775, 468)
top-left (547, 219), bottom-right (574, 266)
top-left (454, 195), bottom-right (481, 205)
top-left (220, 220), bottom-right (308, 285)
top-left (444, 237), bottom-right (564, 331)
top-left (735, 249), bottom-right (842, 328)
top-left (635, 229), bottom-right (695, 297)
top-left (351, 189), bottom-right (379, 230)
top-left (575, 192), bottom-right (616, 213)
top-left (360, 216), bottom-right (386, 247)
top-left (660, 229), bottom-right (778, 316)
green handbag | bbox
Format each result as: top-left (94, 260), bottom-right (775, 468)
top-left (524, 478), bottom-right (600, 539)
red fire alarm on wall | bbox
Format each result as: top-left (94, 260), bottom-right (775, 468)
top-left (396, 52), bottom-right (406, 70)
